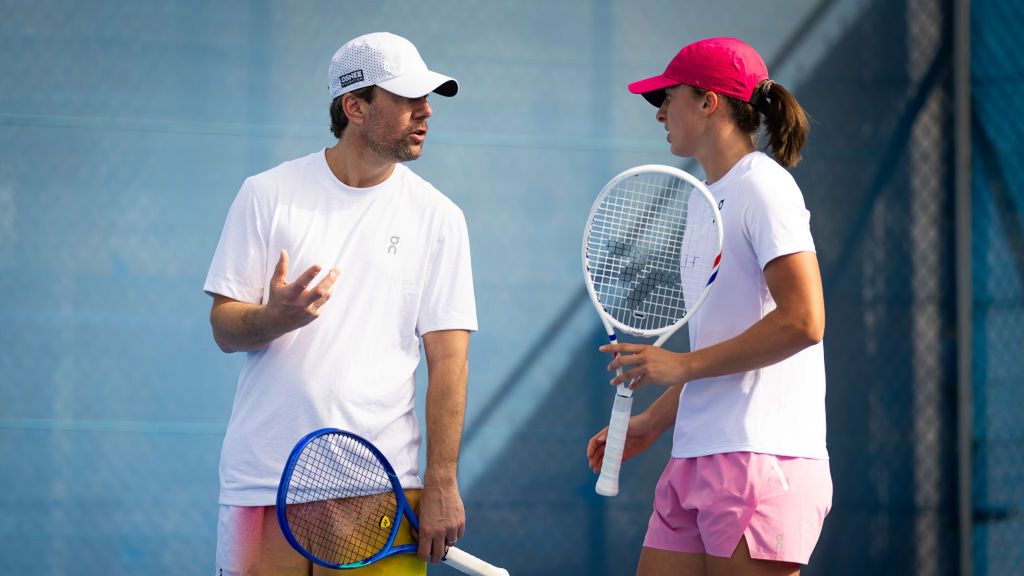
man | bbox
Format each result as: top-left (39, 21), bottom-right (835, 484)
top-left (205, 32), bottom-right (477, 576)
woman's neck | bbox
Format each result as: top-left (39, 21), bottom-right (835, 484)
top-left (697, 126), bottom-right (756, 185)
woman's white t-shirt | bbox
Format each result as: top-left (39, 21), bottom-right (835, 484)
top-left (672, 151), bottom-right (828, 460)
top-left (204, 150), bottom-right (477, 505)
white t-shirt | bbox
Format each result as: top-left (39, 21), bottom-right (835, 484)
top-left (672, 151), bottom-right (828, 460)
top-left (204, 150), bottom-right (477, 506)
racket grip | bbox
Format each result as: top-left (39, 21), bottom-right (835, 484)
top-left (595, 394), bottom-right (634, 497)
top-left (444, 546), bottom-right (510, 576)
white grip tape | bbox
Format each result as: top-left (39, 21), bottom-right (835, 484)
top-left (444, 546), bottom-right (510, 576)
top-left (595, 394), bottom-right (634, 497)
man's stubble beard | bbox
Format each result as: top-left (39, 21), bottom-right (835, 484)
top-left (363, 115), bottom-right (422, 163)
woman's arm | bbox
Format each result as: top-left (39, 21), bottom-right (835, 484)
top-left (602, 251), bottom-right (824, 389)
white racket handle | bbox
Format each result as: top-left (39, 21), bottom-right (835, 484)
top-left (444, 546), bottom-right (510, 576)
top-left (596, 393), bottom-right (634, 497)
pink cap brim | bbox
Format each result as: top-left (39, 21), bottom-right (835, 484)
top-left (627, 74), bottom-right (680, 107)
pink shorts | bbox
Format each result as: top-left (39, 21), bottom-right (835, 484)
top-left (644, 452), bottom-right (832, 565)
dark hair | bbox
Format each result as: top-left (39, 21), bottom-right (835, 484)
top-left (329, 86), bottom-right (376, 139)
top-left (692, 80), bottom-right (809, 167)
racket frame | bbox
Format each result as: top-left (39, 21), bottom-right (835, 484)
top-left (276, 428), bottom-right (415, 568)
top-left (277, 428), bottom-right (510, 576)
top-left (582, 164), bottom-right (723, 496)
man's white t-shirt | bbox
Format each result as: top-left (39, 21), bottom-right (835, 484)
top-left (673, 151), bottom-right (828, 460)
top-left (204, 150), bottom-right (477, 506)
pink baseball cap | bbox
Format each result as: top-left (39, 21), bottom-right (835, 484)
top-left (628, 37), bottom-right (769, 107)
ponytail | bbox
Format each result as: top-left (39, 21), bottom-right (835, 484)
top-left (751, 80), bottom-right (808, 167)
top-left (695, 81), bottom-right (809, 167)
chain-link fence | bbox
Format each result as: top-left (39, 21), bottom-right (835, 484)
top-left (775, 0), bottom-right (959, 573)
top-left (971, 3), bottom-right (1024, 575)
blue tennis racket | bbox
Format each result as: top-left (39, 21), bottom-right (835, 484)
top-left (277, 428), bottom-right (509, 575)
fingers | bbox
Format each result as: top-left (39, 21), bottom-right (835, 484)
top-left (586, 428), bottom-right (607, 459)
top-left (607, 353), bottom-right (643, 373)
top-left (265, 257), bottom-right (341, 332)
top-left (418, 534), bottom-right (445, 563)
top-left (271, 250), bottom-right (288, 286)
top-left (311, 268), bottom-right (344, 305)
top-left (415, 530), bottom-right (429, 561)
top-left (599, 343), bottom-right (648, 355)
top-left (290, 264), bottom-right (323, 295)
top-left (305, 268), bottom-right (341, 310)
top-left (611, 368), bottom-right (645, 388)
top-left (587, 428), bottom-right (608, 471)
top-left (417, 530), bottom-right (458, 564)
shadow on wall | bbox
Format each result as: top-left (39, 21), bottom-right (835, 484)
top-left (461, 316), bottom-right (682, 576)
top-left (457, 0), bottom-right (962, 574)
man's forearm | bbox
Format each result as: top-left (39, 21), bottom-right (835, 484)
top-left (210, 297), bottom-right (286, 353)
top-left (422, 330), bottom-right (470, 485)
top-left (209, 254), bottom-right (341, 354)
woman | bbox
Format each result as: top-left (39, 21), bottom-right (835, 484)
top-left (588, 38), bottom-right (831, 576)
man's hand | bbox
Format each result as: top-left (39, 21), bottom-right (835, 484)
top-left (209, 250), bottom-right (340, 352)
top-left (263, 249), bottom-right (340, 333)
top-left (416, 480), bottom-right (466, 563)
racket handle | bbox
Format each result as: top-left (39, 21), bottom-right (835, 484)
top-left (596, 393), bottom-right (634, 497)
top-left (444, 546), bottom-right (510, 576)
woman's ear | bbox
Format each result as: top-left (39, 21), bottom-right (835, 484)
top-left (702, 91), bottom-right (720, 116)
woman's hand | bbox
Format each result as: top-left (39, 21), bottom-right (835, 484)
top-left (600, 343), bottom-right (688, 390)
top-left (587, 411), bottom-right (666, 472)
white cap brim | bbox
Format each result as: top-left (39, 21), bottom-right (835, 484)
top-left (377, 69), bottom-right (459, 98)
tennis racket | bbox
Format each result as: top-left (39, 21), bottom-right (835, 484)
top-left (583, 164), bottom-right (723, 497)
top-left (277, 428), bottom-right (509, 575)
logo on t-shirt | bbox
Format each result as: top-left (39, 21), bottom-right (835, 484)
top-left (388, 235), bottom-right (400, 255)
top-left (718, 199), bottom-right (725, 210)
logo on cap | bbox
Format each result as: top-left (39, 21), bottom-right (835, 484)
top-left (339, 70), bottom-right (365, 88)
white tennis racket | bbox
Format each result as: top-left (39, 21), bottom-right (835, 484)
top-left (583, 164), bottom-right (723, 497)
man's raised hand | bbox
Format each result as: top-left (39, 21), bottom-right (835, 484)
top-left (264, 250), bottom-right (340, 333)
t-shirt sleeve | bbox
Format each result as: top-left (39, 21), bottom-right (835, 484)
top-left (742, 173), bottom-right (816, 270)
top-left (416, 205), bottom-right (478, 336)
top-left (203, 178), bottom-right (268, 304)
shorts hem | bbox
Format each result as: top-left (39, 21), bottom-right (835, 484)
top-left (741, 528), bottom-right (811, 565)
top-left (641, 538), bottom-right (706, 555)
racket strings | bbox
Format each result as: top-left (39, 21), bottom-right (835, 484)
top-left (586, 173), bottom-right (719, 333)
top-left (284, 434), bottom-right (399, 566)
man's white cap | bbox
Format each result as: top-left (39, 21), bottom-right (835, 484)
top-left (328, 32), bottom-right (458, 100)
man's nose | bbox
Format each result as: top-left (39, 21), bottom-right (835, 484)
top-left (415, 97), bottom-right (432, 119)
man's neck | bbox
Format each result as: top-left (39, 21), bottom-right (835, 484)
top-left (324, 136), bottom-right (396, 188)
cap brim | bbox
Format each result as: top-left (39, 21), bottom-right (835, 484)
top-left (627, 74), bottom-right (680, 107)
top-left (377, 70), bottom-right (459, 98)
